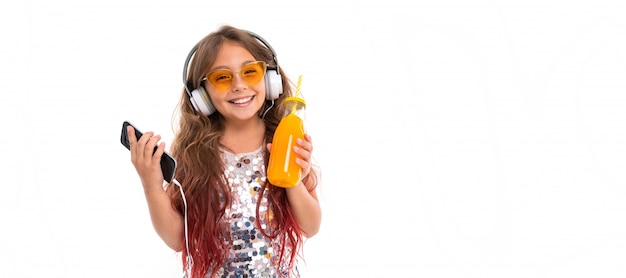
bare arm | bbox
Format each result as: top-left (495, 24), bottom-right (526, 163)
top-left (143, 183), bottom-right (185, 251)
top-left (279, 133), bottom-right (322, 237)
top-left (286, 173), bottom-right (322, 237)
top-left (128, 126), bottom-right (185, 251)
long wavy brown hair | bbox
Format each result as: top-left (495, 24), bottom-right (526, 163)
top-left (167, 25), bottom-right (318, 278)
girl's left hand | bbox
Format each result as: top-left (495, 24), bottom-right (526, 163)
top-left (293, 133), bottom-right (313, 178)
top-left (266, 133), bottom-right (314, 179)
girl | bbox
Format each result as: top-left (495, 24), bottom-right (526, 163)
top-left (127, 25), bottom-right (321, 278)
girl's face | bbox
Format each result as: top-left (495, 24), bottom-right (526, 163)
top-left (205, 40), bottom-right (266, 123)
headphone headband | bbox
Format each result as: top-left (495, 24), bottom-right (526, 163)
top-left (182, 43), bottom-right (200, 97)
top-left (245, 30), bottom-right (280, 73)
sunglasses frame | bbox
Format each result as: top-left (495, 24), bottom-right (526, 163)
top-left (203, 61), bottom-right (268, 92)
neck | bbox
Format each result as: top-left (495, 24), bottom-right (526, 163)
top-left (221, 117), bottom-right (266, 153)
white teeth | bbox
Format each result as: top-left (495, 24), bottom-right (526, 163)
top-left (230, 96), bottom-right (253, 104)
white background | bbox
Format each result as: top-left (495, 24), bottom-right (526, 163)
top-left (1, 0), bottom-right (625, 277)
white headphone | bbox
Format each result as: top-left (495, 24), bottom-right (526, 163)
top-left (182, 30), bottom-right (283, 116)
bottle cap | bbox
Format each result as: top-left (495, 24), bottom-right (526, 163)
top-left (284, 96), bottom-right (306, 107)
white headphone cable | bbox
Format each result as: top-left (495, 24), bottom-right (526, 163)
top-left (172, 178), bottom-right (193, 275)
top-left (261, 100), bottom-right (275, 120)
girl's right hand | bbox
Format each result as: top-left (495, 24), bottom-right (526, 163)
top-left (127, 125), bottom-right (166, 191)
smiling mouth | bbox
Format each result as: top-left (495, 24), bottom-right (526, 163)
top-left (228, 96), bottom-right (255, 104)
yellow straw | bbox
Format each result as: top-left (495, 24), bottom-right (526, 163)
top-left (295, 75), bottom-right (302, 97)
top-left (290, 75), bottom-right (303, 115)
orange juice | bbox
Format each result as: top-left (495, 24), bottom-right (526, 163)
top-left (267, 98), bottom-right (306, 188)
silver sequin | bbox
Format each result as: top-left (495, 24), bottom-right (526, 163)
top-left (212, 147), bottom-right (299, 278)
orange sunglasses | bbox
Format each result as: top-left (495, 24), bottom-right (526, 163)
top-left (204, 61), bottom-right (267, 91)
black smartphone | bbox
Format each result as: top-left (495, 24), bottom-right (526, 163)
top-left (120, 121), bottom-right (177, 183)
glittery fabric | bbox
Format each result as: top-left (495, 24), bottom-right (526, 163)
top-left (212, 146), bottom-right (299, 278)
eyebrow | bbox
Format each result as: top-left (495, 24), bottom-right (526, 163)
top-left (208, 60), bottom-right (257, 72)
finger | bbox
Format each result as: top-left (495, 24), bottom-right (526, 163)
top-left (293, 145), bottom-right (311, 163)
top-left (143, 134), bottom-right (161, 163)
top-left (136, 131), bottom-right (154, 161)
top-left (295, 135), bottom-right (313, 177)
top-left (128, 125), bottom-right (136, 143)
top-left (153, 142), bottom-right (166, 175)
top-left (295, 157), bottom-right (311, 176)
top-left (266, 143), bottom-right (272, 153)
top-left (295, 137), bottom-right (313, 153)
top-left (295, 156), bottom-right (310, 167)
top-left (153, 141), bottom-right (165, 161)
top-left (128, 126), bottom-right (137, 162)
top-left (138, 131), bottom-right (154, 145)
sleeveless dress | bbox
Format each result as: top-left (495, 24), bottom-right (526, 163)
top-left (212, 146), bottom-right (299, 278)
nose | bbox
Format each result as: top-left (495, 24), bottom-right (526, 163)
top-left (230, 73), bottom-right (247, 91)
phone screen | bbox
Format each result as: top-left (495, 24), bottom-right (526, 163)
top-left (120, 121), bottom-right (177, 183)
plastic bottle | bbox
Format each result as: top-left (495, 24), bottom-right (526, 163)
top-left (267, 95), bottom-right (306, 188)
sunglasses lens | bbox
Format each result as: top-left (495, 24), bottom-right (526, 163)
top-left (207, 70), bottom-right (234, 91)
top-left (241, 61), bottom-right (266, 87)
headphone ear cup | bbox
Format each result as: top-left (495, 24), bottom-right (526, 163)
top-left (190, 87), bottom-right (216, 116)
top-left (265, 69), bottom-right (283, 100)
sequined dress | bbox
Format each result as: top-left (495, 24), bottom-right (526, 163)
top-left (211, 146), bottom-right (299, 278)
